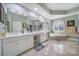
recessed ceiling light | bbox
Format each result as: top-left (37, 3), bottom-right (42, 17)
top-left (34, 8), bottom-right (38, 11)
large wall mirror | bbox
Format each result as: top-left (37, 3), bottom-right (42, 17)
top-left (0, 3), bottom-right (48, 34)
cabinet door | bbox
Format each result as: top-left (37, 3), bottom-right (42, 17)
top-left (3, 36), bottom-right (33, 56)
top-left (3, 42), bottom-right (17, 56)
top-left (17, 39), bottom-right (27, 54)
top-left (27, 36), bottom-right (33, 49)
top-left (40, 34), bottom-right (47, 43)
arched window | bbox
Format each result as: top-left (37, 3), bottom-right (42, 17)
top-left (53, 20), bottom-right (65, 33)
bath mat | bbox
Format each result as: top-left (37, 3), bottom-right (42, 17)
top-left (35, 43), bottom-right (45, 52)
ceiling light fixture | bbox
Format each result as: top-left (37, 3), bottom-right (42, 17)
top-left (34, 8), bottom-right (38, 11)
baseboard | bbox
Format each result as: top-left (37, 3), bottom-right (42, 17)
top-left (17, 47), bottom-right (34, 56)
top-left (42, 39), bottom-right (48, 43)
top-left (18, 39), bottom-right (48, 56)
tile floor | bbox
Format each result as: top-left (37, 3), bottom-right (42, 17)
top-left (20, 38), bottom-right (79, 56)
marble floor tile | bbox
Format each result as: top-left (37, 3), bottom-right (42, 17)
top-left (20, 39), bottom-right (79, 56)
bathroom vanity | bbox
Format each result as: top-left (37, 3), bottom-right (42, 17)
top-left (0, 3), bottom-right (51, 56)
top-left (0, 31), bottom-right (45, 56)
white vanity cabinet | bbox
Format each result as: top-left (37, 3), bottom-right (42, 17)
top-left (1, 31), bottom-right (44, 56)
top-left (2, 35), bottom-right (33, 56)
top-left (0, 39), bottom-right (1, 56)
top-left (3, 41), bottom-right (18, 56)
top-left (40, 34), bottom-right (44, 43)
top-left (40, 33), bottom-right (49, 43)
top-left (16, 38), bottom-right (27, 55)
top-left (2, 37), bottom-right (20, 56)
top-left (26, 36), bottom-right (33, 49)
top-left (44, 34), bottom-right (49, 41)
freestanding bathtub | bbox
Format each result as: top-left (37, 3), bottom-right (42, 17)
top-left (50, 33), bottom-right (67, 41)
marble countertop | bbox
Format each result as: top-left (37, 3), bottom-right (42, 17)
top-left (0, 31), bottom-right (45, 39)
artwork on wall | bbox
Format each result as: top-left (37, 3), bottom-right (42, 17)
top-left (67, 20), bottom-right (75, 26)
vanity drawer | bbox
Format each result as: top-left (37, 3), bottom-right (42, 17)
top-left (3, 37), bottom-right (20, 44)
top-left (3, 36), bottom-right (33, 44)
